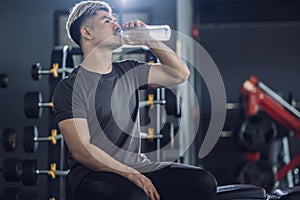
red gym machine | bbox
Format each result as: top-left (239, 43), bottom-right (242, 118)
top-left (240, 75), bottom-right (300, 185)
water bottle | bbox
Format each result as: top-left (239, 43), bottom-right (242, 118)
top-left (120, 25), bottom-right (171, 43)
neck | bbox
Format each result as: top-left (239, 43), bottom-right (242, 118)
top-left (81, 45), bottom-right (113, 74)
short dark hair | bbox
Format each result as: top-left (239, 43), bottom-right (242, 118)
top-left (66, 1), bottom-right (112, 46)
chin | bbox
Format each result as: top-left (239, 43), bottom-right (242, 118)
top-left (98, 36), bottom-right (122, 50)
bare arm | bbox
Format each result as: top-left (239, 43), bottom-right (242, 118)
top-left (58, 118), bottom-right (160, 200)
top-left (146, 41), bottom-right (190, 87)
top-left (122, 20), bottom-right (190, 88)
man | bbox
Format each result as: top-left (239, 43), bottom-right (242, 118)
top-left (53, 1), bottom-right (217, 200)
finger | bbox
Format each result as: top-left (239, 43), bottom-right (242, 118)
top-left (122, 21), bottom-right (134, 29)
top-left (122, 22), bottom-right (129, 29)
top-left (134, 19), bottom-right (146, 27)
top-left (129, 21), bottom-right (135, 28)
top-left (149, 191), bottom-right (155, 200)
top-left (150, 185), bottom-right (160, 200)
top-left (153, 189), bottom-right (160, 200)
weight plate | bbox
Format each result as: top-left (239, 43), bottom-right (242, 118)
top-left (236, 160), bottom-right (276, 193)
top-left (31, 63), bottom-right (41, 80)
top-left (236, 113), bottom-right (277, 151)
top-left (3, 187), bottom-right (22, 200)
top-left (22, 159), bottom-right (37, 185)
top-left (165, 89), bottom-right (181, 117)
top-left (23, 126), bottom-right (38, 153)
top-left (24, 92), bottom-right (42, 118)
top-left (2, 128), bottom-right (17, 151)
top-left (3, 159), bottom-right (22, 181)
top-left (0, 73), bottom-right (9, 88)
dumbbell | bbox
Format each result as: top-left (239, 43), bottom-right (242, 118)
top-left (140, 91), bottom-right (181, 117)
top-left (31, 63), bottom-right (73, 80)
top-left (0, 73), bottom-right (9, 88)
top-left (2, 159), bottom-right (69, 185)
top-left (139, 94), bottom-right (166, 108)
top-left (1, 128), bottom-right (17, 151)
top-left (140, 127), bottom-right (163, 142)
top-left (24, 91), bottom-right (53, 118)
top-left (2, 187), bottom-right (38, 200)
top-left (23, 126), bottom-right (63, 153)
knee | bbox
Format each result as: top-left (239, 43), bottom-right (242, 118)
top-left (196, 169), bottom-right (218, 192)
top-left (127, 189), bottom-right (148, 200)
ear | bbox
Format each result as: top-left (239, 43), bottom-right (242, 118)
top-left (80, 26), bottom-right (93, 41)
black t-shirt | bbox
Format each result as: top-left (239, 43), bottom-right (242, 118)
top-left (53, 60), bottom-right (168, 192)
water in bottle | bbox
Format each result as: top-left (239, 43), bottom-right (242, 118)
top-left (120, 25), bottom-right (171, 43)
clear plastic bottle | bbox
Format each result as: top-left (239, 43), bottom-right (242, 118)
top-left (120, 25), bottom-right (171, 43)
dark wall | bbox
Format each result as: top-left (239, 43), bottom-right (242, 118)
top-left (0, 0), bottom-right (177, 199)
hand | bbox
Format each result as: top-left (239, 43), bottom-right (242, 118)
top-left (126, 172), bottom-right (160, 200)
top-left (122, 19), bottom-right (146, 30)
top-left (122, 19), bottom-right (147, 45)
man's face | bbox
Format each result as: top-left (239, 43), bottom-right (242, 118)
top-left (90, 10), bottom-right (122, 49)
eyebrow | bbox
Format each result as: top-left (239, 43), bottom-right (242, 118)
top-left (103, 15), bottom-right (116, 22)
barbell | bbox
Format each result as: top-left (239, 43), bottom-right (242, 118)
top-left (2, 159), bottom-right (69, 185)
top-left (31, 63), bottom-right (73, 80)
top-left (23, 126), bottom-right (63, 153)
top-left (24, 91), bottom-right (53, 118)
top-left (1, 128), bottom-right (17, 152)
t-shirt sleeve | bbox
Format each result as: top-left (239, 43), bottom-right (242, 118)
top-left (53, 79), bottom-right (87, 124)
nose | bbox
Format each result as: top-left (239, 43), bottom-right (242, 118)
top-left (114, 23), bottom-right (121, 31)
top-left (114, 23), bottom-right (122, 35)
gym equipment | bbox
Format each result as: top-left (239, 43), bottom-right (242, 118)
top-left (2, 159), bottom-right (22, 182)
top-left (140, 127), bottom-right (163, 142)
top-left (140, 91), bottom-right (181, 117)
top-left (235, 113), bottom-right (277, 151)
top-left (24, 91), bottom-right (53, 118)
top-left (236, 160), bottom-right (276, 193)
top-left (216, 184), bottom-right (267, 200)
top-left (2, 187), bottom-right (38, 200)
top-left (272, 185), bottom-right (300, 200)
top-left (240, 76), bottom-right (300, 134)
top-left (2, 159), bottom-right (69, 185)
top-left (165, 88), bottom-right (181, 117)
top-left (139, 94), bottom-right (166, 108)
top-left (1, 128), bottom-right (17, 151)
top-left (0, 73), bottom-right (9, 88)
top-left (23, 126), bottom-right (63, 153)
top-left (31, 63), bottom-right (73, 80)
top-left (237, 75), bottom-right (300, 190)
top-left (216, 184), bottom-right (300, 200)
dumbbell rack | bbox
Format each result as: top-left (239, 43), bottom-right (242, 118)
top-left (48, 45), bottom-right (75, 199)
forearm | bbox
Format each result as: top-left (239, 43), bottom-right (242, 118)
top-left (74, 141), bottom-right (139, 178)
top-left (145, 41), bottom-right (190, 80)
